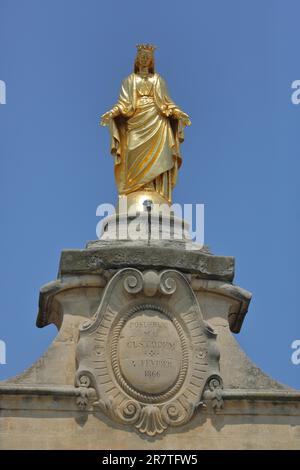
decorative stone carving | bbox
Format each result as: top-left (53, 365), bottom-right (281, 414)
top-left (203, 376), bottom-right (224, 410)
top-left (75, 375), bottom-right (97, 410)
top-left (75, 268), bottom-right (223, 436)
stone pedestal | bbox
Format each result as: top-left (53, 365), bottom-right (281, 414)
top-left (0, 238), bottom-right (300, 449)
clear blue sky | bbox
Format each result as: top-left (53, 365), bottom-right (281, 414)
top-left (0, 0), bottom-right (299, 389)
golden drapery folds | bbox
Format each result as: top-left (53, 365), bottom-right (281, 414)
top-left (103, 72), bottom-right (190, 203)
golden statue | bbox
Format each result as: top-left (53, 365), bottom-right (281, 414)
top-left (101, 44), bottom-right (191, 207)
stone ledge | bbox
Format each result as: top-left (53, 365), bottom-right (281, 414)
top-left (222, 389), bottom-right (300, 402)
top-left (58, 243), bottom-right (235, 282)
top-left (1, 384), bottom-right (299, 403)
top-left (0, 384), bottom-right (76, 396)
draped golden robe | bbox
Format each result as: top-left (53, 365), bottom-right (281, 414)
top-left (108, 72), bottom-right (187, 202)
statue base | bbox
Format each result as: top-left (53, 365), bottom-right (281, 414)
top-left (100, 212), bottom-right (192, 243)
top-left (0, 237), bottom-right (300, 448)
top-left (99, 192), bottom-right (193, 243)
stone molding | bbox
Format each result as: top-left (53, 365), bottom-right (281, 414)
top-left (58, 243), bottom-right (234, 281)
top-left (1, 384), bottom-right (300, 410)
top-left (37, 275), bottom-right (251, 333)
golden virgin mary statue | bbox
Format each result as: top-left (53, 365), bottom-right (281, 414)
top-left (101, 44), bottom-right (191, 206)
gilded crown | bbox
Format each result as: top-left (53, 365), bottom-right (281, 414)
top-left (136, 44), bottom-right (156, 53)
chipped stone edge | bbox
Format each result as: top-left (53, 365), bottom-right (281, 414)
top-left (58, 246), bottom-right (235, 282)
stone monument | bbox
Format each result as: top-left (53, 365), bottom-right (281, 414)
top-left (0, 45), bottom-right (299, 449)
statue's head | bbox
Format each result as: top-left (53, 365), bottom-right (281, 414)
top-left (134, 44), bottom-right (156, 74)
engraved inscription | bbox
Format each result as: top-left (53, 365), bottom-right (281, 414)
top-left (118, 309), bottom-right (182, 393)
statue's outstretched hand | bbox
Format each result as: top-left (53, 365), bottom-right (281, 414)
top-left (100, 107), bottom-right (119, 126)
top-left (161, 104), bottom-right (191, 126)
top-left (173, 109), bottom-right (191, 126)
top-left (100, 111), bottom-right (112, 126)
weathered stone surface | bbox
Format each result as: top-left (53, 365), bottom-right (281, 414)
top-left (191, 278), bottom-right (251, 333)
top-left (58, 240), bottom-right (234, 282)
top-left (0, 385), bottom-right (300, 449)
top-left (37, 274), bottom-right (106, 328)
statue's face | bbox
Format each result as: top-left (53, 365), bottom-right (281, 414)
top-left (137, 50), bottom-right (152, 67)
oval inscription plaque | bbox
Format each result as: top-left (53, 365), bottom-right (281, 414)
top-left (118, 308), bottom-right (182, 394)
